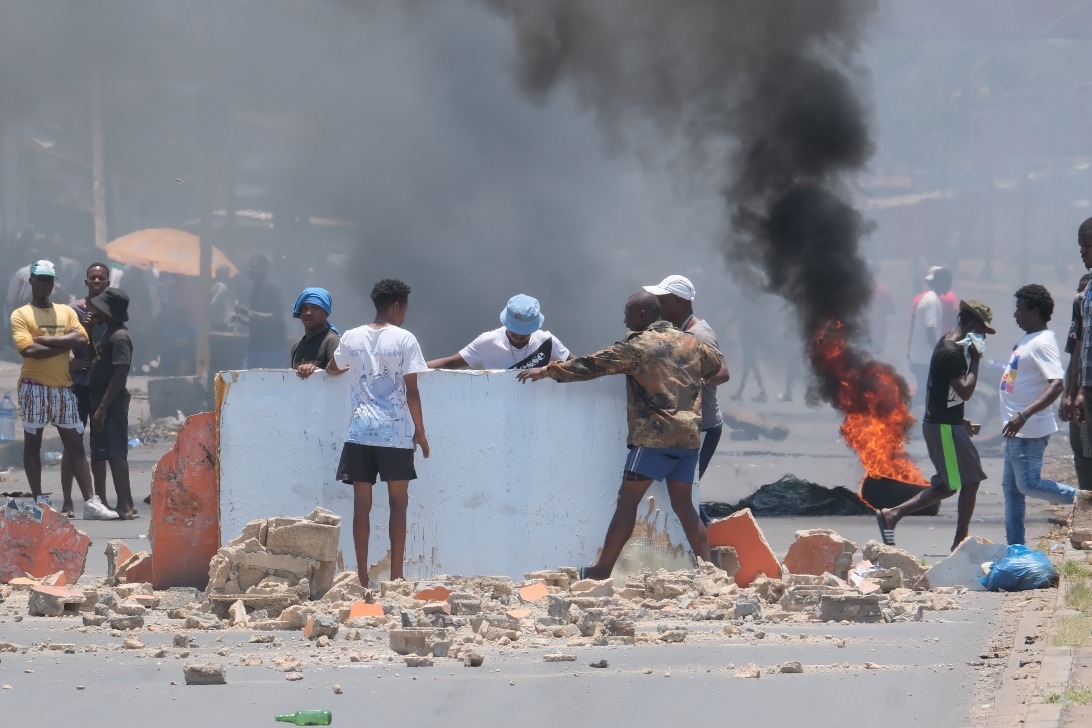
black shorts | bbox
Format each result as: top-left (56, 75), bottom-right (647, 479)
top-left (337, 443), bottom-right (416, 484)
top-left (73, 384), bottom-right (91, 426)
top-left (90, 392), bottom-right (130, 461)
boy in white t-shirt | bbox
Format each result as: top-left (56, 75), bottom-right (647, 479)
top-left (999, 284), bottom-right (1077, 545)
top-left (426, 294), bottom-right (572, 371)
top-left (327, 279), bottom-right (429, 584)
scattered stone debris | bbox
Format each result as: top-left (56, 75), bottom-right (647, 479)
top-left (207, 508), bottom-right (341, 600)
top-left (589, 659), bottom-right (608, 668)
top-left (780, 661), bottom-right (803, 674)
top-left (463, 652), bottom-right (484, 667)
top-left (333, 684), bottom-right (343, 694)
top-left (544, 654), bottom-right (576, 662)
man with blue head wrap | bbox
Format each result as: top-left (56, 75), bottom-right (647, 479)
top-left (291, 286), bottom-right (340, 379)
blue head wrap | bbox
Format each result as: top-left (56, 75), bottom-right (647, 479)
top-left (293, 287), bottom-right (338, 335)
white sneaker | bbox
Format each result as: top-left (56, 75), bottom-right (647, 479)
top-left (83, 496), bottom-right (119, 521)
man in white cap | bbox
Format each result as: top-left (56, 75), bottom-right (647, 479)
top-left (427, 294), bottom-right (573, 371)
top-left (643, 275), bottom-right (730, 485)
top-left (9, 260), bottom-right (116, 520)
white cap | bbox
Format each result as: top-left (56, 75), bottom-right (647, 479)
top-left (924, 265), bottom-right (944, 281)
top-left (642, 274), bottom-right (695, 301)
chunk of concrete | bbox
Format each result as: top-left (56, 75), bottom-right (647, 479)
top-left (782, 529), bottom-right (857, 581)
top-left (151, 412), bottom-right (219, 590)
top-left (105, 541), bottom-right (133, 585)
top-left (265, 521), bottom-right (340, 562)
top-left (109, 615), bottom-right (145, 630)
top-left (570, 579), bottom-right (612, 597)
top-left (819, 594), bottom-right (885, 622)
top-left (28, 585), bottom-right (86, 616)
top-left (517, 582), bottom-right (548, 602)
top-left (1071, 492), bottom-right (1092, 549)
top-left (918, 536), bottom-right (1007, 591)
top-left (710, 546), bottom-right (741, 579)
top-left (861, 541), bottom-right (927, 585)
top-left (118, 552), bottom-right (153, 585)
top-left (706, 509), bottom-right (780, 587)
top-left (227, 600), bottom-right (248, 627)
top-left (0, 505), bottom-right (91, 584)
top-left (389, 627), bottom-right (453, 657)
top-left (413, 585), bottom-right (453, 602)
top-left (303, 614), bottom-right (339, 640)
top-left (346, 602), bottom-right (384, 621)
top-left (183, 664), bottom-right (227, 685)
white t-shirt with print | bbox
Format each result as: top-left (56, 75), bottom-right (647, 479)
top-left (998, 329), bottom-right (1064, 439)
top-left (333, 324), bottom-right (428, 449)
top-left (910, 291), bottom-right (943, 365)
top-left (459, 327), bottom-right (571, 370)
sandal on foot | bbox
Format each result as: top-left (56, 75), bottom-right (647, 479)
top-left (61, 510), bottom-right (75, 519)
top-left (875, 510), bottom-right (896, 546)
top-left (578, 566), bottom-right (590, 580)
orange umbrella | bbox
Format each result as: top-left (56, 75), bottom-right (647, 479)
top-left (103, 228), bottom-right (238, 277)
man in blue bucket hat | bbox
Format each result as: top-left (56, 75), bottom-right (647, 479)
top-left (427, 294), bottom-right (573, 371)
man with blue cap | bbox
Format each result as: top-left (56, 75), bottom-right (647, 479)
top-left (427, 294), bottom-right (572, 371)
top-left (290, 287), bottom-right (340, 379)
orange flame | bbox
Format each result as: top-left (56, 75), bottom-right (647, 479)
top-left (811, 321), bottom-right (927, 485)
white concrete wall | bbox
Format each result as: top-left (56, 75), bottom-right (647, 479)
top-left (217, 369), bottom-right (694, 580)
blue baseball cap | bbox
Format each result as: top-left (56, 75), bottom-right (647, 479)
top-left (500, 294), bottom-right (544, 335)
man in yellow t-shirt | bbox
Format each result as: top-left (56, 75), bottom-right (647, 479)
top-left (9, 260), bottom-right (115, 520)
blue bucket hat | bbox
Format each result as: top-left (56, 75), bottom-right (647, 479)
top-left (500, 294), bottom-right (544, 335)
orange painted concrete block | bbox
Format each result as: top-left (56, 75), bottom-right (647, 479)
top-left (0, 505), bottom-right (90, 584)
top-left (706, 508), bottom-right (780, 587)
top-left (150, 412), bottom-right (219, 590)
top-left (9, 577), bottom-right (37, 590)
top-left (413, 585), bottom-right (452, 602)
top-left (782, 529), bottom-right (857, 581)
top-left (506, 608), bottom-right (531, 620)
top-left (122, 552), bottom-right (153, 585)
top-left (518, 582), bottom-right (548, 602)
top-left (349, 602), bottom-right (384, 620)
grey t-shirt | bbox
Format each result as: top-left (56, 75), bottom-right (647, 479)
top-left (686, 319), bottom-right (723, 429)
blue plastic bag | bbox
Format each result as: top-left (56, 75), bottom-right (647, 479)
top-left (979, 544), bottom-right (1058, 591)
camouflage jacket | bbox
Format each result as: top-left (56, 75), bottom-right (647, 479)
top-left (544, 320), bottom-right (723, 449)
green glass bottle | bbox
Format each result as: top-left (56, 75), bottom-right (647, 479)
top-left (274, 710), bottom-right (332, 725)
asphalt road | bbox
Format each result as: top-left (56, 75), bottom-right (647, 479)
top-left (0, 388), bottom-right (1068, 727)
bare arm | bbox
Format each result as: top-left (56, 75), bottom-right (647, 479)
top-left (427, 353), bottom-right (469, 370)
top-left (706, 357), bottom-right (730, 387)
top-left (325, 357), bottom-right (349, 376)
top-left (404, 373), bottom-right (429, 458)
top-left (92, 364), bottom-right (130, 431)
top-left (1061, 344), bottom-right (1081, 421)
top-left (19, 343), bottom-right (70, 359)
top-left (948, 347), bottom-right (980, 402)
top-left (33, 330), bottom-right (87, 350)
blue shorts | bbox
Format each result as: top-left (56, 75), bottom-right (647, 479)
top-left (624, 446), bottom-right (699, 483)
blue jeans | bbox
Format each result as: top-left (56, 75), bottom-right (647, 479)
top-left (1002, 435), bottom-right (1077, 545)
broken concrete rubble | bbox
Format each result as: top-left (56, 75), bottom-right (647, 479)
top-left (782, 529), bottom-right (856, 581)
top-left (919, 537), bottom-right (1007, 591)
top-left (28, 585), bottom-right (85, 616)
top-left (706, 509), bottom-right (780, 587)
top-left (0, 504), bottom-right (91, 584)
top-left (208, 508), bottom-right (341, 599)
top-left (861, 541), bottom-right (928, 586)
top-left (183, 663), bottom-right (227, 685)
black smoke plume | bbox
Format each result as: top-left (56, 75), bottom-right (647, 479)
top-left (486, 0), bottom-right (906, 413)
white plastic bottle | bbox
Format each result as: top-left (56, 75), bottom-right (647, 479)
top-left (0, 391), bottom-right (15, 441)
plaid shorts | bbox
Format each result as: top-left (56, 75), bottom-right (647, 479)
top-left (18, 381), bottom-right (83, 433)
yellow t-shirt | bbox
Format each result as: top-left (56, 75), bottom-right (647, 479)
top-left (10, 303), bottom-right (86, 388)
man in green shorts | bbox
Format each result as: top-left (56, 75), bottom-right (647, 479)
top-left (876, 300), bottom-right (995, 552)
